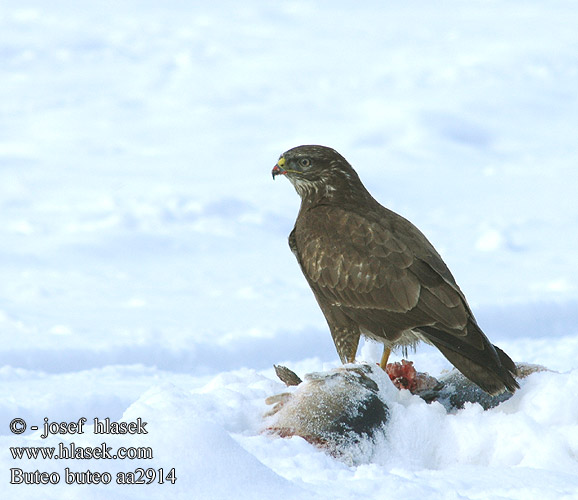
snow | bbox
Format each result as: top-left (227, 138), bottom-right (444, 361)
top-left (1, 0), bottom-right (577, 498)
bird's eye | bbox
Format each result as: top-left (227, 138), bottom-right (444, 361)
top-left (299, 158), bottom-right (311, 168)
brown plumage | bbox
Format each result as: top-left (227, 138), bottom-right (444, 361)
top-left (272, 145), bottom-right (518, 395)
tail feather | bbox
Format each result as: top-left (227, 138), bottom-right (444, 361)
top-left (434, 343), bottom-right (519, 395)
top-left (419, 324), bottom-right (519, 395)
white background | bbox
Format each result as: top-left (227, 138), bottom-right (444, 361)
top-left (1, 1), bottom-right (577, 499)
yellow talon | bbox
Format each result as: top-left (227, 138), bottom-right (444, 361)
top-left (379, 347), bottom-right (391, 369)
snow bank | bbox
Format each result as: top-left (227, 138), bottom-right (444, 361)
top-left (2, 360), bottom-right (578, 499)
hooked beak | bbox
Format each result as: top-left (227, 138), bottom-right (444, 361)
top-left (272, 156), bottom-right (287, 180)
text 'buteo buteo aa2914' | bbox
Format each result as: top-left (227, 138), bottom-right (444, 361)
top-left (272, 145), bottom-right (518, 395)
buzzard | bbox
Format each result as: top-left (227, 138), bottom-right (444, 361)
top-left (272, 145), bottom-right (518, 395)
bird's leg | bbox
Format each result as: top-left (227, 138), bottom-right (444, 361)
top-left (379, 347), bottom-right (391, 369)
top-left (343, 334), bottom-right (360, 364)
top-left (331, 327), bottom-right (360, 364)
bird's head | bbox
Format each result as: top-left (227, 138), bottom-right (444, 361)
top-left (272, 145), bottom-right (362, 200)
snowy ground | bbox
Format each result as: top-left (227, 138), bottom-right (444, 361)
top-left (1, 1), bottom-right (578, 498)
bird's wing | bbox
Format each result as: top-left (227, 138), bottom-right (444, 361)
top-left (293, 205), bottom-right (474, 342)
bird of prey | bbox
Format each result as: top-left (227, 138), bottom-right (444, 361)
top-left (272, 145), bottom-right (518, 395)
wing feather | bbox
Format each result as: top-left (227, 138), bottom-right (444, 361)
top-left (293, 206), bottom-right (472, 342)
